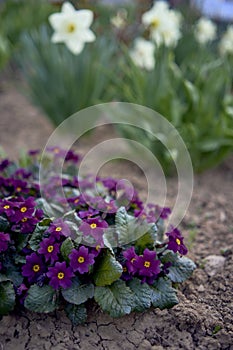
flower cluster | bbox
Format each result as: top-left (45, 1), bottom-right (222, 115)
top-left (0, 148), bottom-right (195, 325)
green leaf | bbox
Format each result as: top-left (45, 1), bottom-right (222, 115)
top-left (62, 277), bottom-right (94, 305)
top-left (115, 207), bottom-right (153, 246)
top-left (6, 268), bottom-right (23, 287)
top-left (162, 252), bottom-right (196, 283)
top-left (65, 303), bottom-right (87, 326)
top-left (25, 285), bottom-right (58, 313)
top-left (0, 281), bottom-right (15, 315)
top-left (0, 274), bottom-right (10, 283)
top-left (60, 237), bottom-right (74, 263)
top-left (94, 280), bottom-right (134, 318)
top-left (93, 251), bottom-right (122, 286)
top-left (128, 278), bottom-right (152, 312)
top-left (29, 224), bottom-right (47, 251)
top-left (150, 278), bottom-right (178, 309)
top-left (0, 216), bottom-right (9, 231)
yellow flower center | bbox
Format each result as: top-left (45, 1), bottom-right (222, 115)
top-left (151, 18), bottom-right (160, 29)
top-left (20, 207), bottom-right (27, 213)
top-left (96, 245), bottom-right (101, 251)
top-left (33, 264), bottom-right (40, 272)
top-left (47, 245), bottom-right (54, 253)
top-left (16, 187), bottom-right (22, 192)
top-left (53, 148), bottom-right (60, 154)
top-left (176, 238), bottom-right (181, 246)
top-left (74, 198), bottom-right (79, 204)
top-left (67, 23), bottom-right (76, 33)
top-left (90, 223), bottom-right (97, 229)
top-left (131, 258), bottom-right (136, 263)
top-left (22, 218), bottom-right (27, 222)
top-left (3, 205), bottom-right (10, 209)
top-left (123, 267), bottom-right (127, 272)
top-left (78, 256), bottom-right (85, 264)
top-left (144, 261), bottom-right (151, 268)
top-left (57, 272), bottom-right (65, 280)
top-left (55, 227), bottom-right (62, 232)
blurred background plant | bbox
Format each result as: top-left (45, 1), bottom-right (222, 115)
top-left (1, 0), bottom-right (233, 173)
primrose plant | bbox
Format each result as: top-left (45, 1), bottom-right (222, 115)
top-left (0, 148), bottom-right (196, 325)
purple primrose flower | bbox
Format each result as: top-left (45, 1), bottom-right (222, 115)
top-left (38, 237), bottom-right (60, 263)
top-left (123, 247), bottom-right (138, 274)
top-left (79, 218), bottom-right (108, 238)
top-left (0, 232), bottom-right (10, 253)
top-left (69, 246), bottom-right (95, 274)
top-left (22, 253), bottom-right (46, 283)
top-left (166, 228), bottom-right (188, 255)
top-left (47, 218), bottom-right (71, 239)
top-left (134, 248), bottom-right (160, 279)
top-left (47, 261), bottom-right (74, 289)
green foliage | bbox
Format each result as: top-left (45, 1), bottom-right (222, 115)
top-left (128, 278), bottom-right (152, 312)
top-left (64, 303), bottom-right (87, 326)
top-left (162, 252), bottom-right (196, 283)
top-left (150, 278), bottom-right (179, 309)
top-left (62, 277), bottom-right (94, 305)
top-left (61, 238), bottom-right (74, 263)
top-left (18, 26), bottom-right (116, 126)
top-left (93, 250), bottom-right (123, 286)
top-left (0, 281), bottom-right (15, 315)
top-left (94, 280), bottom-right (134, 318)
top-left (25, 284), bottom-right (58, 313)
top-left (0, 0), bottom-right (53, 70)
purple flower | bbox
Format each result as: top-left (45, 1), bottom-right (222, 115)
top-left (47, 261), bottom-right (74, 290)
top-left (65, 149), bottom-right (80, 163)
top-left (38, 237), bottom-right (60, 263)
top-left (0, 199), bottom-right (15, 217)
top-left (134, 248), bottom-right (160, 279)
top-left (11, 197), bottom-right (36, 223)
top-left (166, 228), bottom-right (188, 255)
top-left (89, 235), bottom-right (104, 257)
top-left (121, 264), bottom-right (133, 281)
top-left (0, 159), bottom-right (10, 172)
top-left (28, 149), bottom-right (40, 156)
top-left (79, 218), bottom-right (108, 239)
top-left (123, 247), bottom-right (138, 274)
top-left (78, 207), bottom-right (100, 219)
top-left (102, 177), bottom-right (117, 191)
top-left (69, 246), bottom-right (95, 274)
top-left (47, 218), bottom-right (71, 239)
top-left (16, 284), bottom-right (28, 305)
top-left (22, 253), bottom-right (46, 283)
top-left (0, 232), bottom-right (10, 253)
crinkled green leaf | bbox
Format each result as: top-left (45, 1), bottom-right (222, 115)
top-left (94, 280), bottom-right (134, 318)
top-left (150, 278), bottom-right (178, 310)
top-left (0, 281), bottom-right (15, 315)
top-left (62, 277), bottom-right (94, 305)
top-left (29, 223), bottom-right (47, 251)
top-left (93, 251), bottom-right (122, 286)
top-left (0, 216), bottom-right (9, 231)
top-left (25, 285), bottom-right (58, 313)
top-left (162, 251), bottom-right (196, 283)
top-left (60, 237), bottom-right (74, 263)
top-left (65, 303), bottom-right (87, 326)
top-left (128, 278), bottom-right (152, 312)
top-left (116, 206), bottom-right (154, 246)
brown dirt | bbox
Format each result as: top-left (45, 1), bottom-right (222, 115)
top-left (0, 78), bottom-right (233, 350)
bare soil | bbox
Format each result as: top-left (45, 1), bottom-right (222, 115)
top-left (0, 78), bottom-right (233, 350)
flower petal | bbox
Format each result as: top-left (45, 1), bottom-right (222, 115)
top-left (76, 9), bottom-right (94, 28)
top-left (49, 13), bottom-right (65, 30)
top-left (77, 29), bottom-right (96, 43)
top-left (51, 32), bottom-right (66, 43)
top-left (61, 2), bottom-right (76, 14)
top-left (65, 39), bottom-right (85, 55)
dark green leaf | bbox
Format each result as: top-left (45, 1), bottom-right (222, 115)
top-left (93, 251), bottom-right (122, 286)
top-left (162, 252), bottom-right (196, 283)
top-left (25, 284), bottom-right (58, 313)
top-left (150, 278), bottom-right (178, 309)
top-left (65, 303), bottom-right (87, 326)
top-left (0, 216), bottom-right (9, 231)
top-left (62, 277), bottom-right (94, 305)
top-left (28, 224), bottom-right (46, 251)
top-left (128, 278), bottom-right (152, 312)
top-left (60, 237), bottom-right (74, 263)
top-left (94, 280), bottom-right (134, 318)
top-left (0, 281), bottom-right (15, 315)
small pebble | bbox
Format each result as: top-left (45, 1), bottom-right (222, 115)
top-left (204, 255), bottom-right (226, 277)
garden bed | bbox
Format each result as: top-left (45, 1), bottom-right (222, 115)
top-left (0, 78), bottom-right (233, 349)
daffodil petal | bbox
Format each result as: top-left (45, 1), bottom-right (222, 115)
top-left (76, 10), bottom-right (94, 28)
top-left (61, 2), bottom-right (76, 14)
top-left (49, 13), bottom-right (65, 30)
top-left (77, 29), bottom-right (96, 42)
top-left (51, 32), bottom-right (66, 43)
top-left (65, 40), bottom-right (85, 55)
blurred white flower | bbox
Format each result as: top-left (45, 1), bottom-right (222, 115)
top-left (111, 9), bottom-right (128, 29)
top-left (49, 2), bottom-right (96, 55)
top-left (142, 1), bottom-right (182, 47)
top-left (130, 38), bottom-right (155, 71)
top-left (219, 25), bottom-right (233, 56)
top-left (195, 17), bottom-right (216, 44)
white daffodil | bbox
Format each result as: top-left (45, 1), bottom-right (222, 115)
top-left (219, 25), bottom-right (233, 56)
top-left (130, 38), bottom-right (155, 71)
top-left (142, 1), bottom-right (182, 48)
top-left (48, 2), bottom-right (96, 55)
top-left (195, 17), bottom-right (216, 45)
